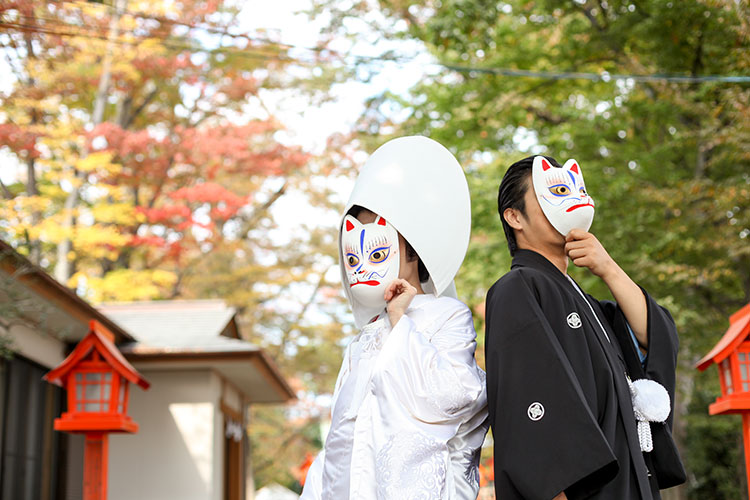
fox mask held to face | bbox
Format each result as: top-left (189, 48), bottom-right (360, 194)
top-left (341, 214), bottom-right (400, 311)
top-left (532, 156), bottom-right (595, 236)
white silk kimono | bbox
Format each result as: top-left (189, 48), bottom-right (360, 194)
top-left (301, 294), bottom-right (489, 500)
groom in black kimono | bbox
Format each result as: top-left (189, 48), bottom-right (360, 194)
top-left (485, 155), bottom-right (684, 499)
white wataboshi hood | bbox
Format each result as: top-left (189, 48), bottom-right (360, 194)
top-left (338, 136), bottom-right (471, 328)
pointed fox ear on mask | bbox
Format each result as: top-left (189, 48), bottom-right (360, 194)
top-left (531, 156), bottom-right (595, 236)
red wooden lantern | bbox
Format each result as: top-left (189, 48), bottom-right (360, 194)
top-left (44, 320), bottom-right (149, 500)
top-left (697, 302), bottom-right (750, 494)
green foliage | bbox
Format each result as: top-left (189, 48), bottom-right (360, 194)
top-left (316, 0), bottom-right (750, 496)
top-left (250, 405), bottom-right (324, 492)
top-left (685, 372), bottom-right (745, 499)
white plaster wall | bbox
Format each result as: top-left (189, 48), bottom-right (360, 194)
top-left (4, 323), bottom-right (66, 369)
top-left (222, 382), bottom-right (242, 415)
top-left (108, 369), bottom-right (225, 500)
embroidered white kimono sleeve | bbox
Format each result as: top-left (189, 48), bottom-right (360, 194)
top-left (301, 295), bottom-right (489, 500)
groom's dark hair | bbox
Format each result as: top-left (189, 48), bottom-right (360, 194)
top-left (497, 155), bottom-right (562, 255)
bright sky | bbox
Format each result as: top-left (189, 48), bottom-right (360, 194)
top-left (235, 0), bottom-right (432, 241)
top-left (0, 0), bottom-right (430, 178)
top-left (237, 0), bottom-right (431, 153)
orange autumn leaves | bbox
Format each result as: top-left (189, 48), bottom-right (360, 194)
top-left (0, 0), bottom-right (311, 304)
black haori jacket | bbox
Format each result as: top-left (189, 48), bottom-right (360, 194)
top-left (485, 249), bottom-right (683, 499)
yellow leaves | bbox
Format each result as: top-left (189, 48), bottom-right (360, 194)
top-left (15, 211), bottom-right (129, 260)
top-left (91, 203), bottom-right (139, 225)
top-left (120, 13), bottom-right (139, 33)
top-left (73, 268), bottom-right (178, 303)
top-left (2, 195), bottom-right (52, 215)
top-left (72, 225), bottom-right (130, 259)
top-left (129, 0), bottom-right (181, 19)
top-left (39, 183), bottom-right (67, 200)
top-left (76, 1), bottom-right (110, 19)
top-left (106, 185), bottom-right (136, 203)
top-left (0, 195), bottom-right (52, 240)
top-left (75, 152), bottom-right (122, 175)
top-left (75, 153), bottom-right (106, 173)
top-left (8, 97), bottom-right (63, 115)
top-left (135, 38), bottom-right (167, 56)
top-left (43, 120), bottom-right (84, 143)
top-left (32, 217), bottom-right (71, 244)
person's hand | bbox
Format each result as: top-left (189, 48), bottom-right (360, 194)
top-left (564, 229), bottom-right (617, 280)
top-left (552, 492), bottom-right (568, 500)
top-left (567, 229), bottom-right (649, 346)
top-left (384, 278), bottom-right (417, 326)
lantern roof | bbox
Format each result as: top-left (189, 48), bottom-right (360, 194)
top-left (697, 303), bottom-right (750, 371)
top-left (44, 320), bottom-right (150, 390)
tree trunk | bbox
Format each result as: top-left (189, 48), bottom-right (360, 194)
top-left (664, 360), bottom-right (693, 500)
top-left (20, 16), bottom-right (42, 265)
top-left (26, 153), bottom-right (41, 266)
top-left (54, 0), bottom-right (127, 284)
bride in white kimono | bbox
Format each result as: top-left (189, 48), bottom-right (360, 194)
top-left (301, 137), bottom-right (489, 500)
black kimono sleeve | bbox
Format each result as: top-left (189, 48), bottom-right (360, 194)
top-left (599, 288), bottom-right (687, 489)
top-left (485, 271), bottom-right (619, 500)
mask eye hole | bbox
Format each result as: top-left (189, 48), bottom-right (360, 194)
top-left (549, 184), bottom-right (571, 196)
top-left (347, 254), bottom-right (359, 267)
top-left (369, 247), bottom-right (390, 264)
top-left (579, 187), bottom-right (587, 195)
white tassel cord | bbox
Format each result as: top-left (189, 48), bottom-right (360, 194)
top-left (627, 378), bottom-right (671, 453)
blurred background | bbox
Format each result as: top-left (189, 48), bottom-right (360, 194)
top-left (0, 0), bottom-right (748, 498)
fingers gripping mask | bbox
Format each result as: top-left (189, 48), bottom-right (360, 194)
top-left (341, 214), bottom-right (400, 310)
top-left (532, 156), bottom-right (596, 236)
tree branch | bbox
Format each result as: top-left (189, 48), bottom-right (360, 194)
top-left (240, 181), bottom-right (288, 235)
top-left (280, 272), bottom-right (326, 351)
top-left (0, 178), bottom-right (14, 200)
top-left (122, 85), bottom-right (159, 129)
top-left (574, 3), bottom-right (604, 32)
top-left (1, 41), bottom-right (28, 86)
top-left (691, 23), bottom-right (706, 78)
top-left (524, 105), bottom-right (564, 125)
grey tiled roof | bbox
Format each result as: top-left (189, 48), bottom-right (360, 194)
top-left (97, 299), bottom-right (294, 403)
top-left (98, 300), bottom-right (256, 353)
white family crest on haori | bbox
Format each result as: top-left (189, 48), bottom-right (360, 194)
top-left (527, 402), bottom-right (545, 421)
top-left (531, 156), bottom-right (595, 237)
top-left (567, 312), bottom-right (582, 329)
top-left (339, 136), bottom-right (472, 327)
